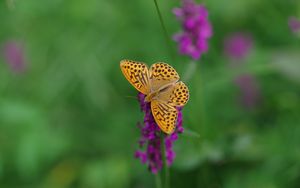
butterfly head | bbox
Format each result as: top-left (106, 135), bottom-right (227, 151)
top-left (144, 92), bottom-right (158, 103)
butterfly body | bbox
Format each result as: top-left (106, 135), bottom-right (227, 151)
top-left (120, 60), bottom-right (189, 134)
top-left (144, 82), bottom-right (174, 102)
top-left (144, 92), bottom-right (157, 102)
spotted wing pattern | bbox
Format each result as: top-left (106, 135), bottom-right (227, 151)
top-left (120, 60), bottom-right (150, 94)
top-left (158, 81), bottom-right (189, 106)
top-left (170, 81), bottom-right (189, 106)
top-left (149, 62), bottom-right (180, 92)
top-left (151, 100), bottom-right (178, 134)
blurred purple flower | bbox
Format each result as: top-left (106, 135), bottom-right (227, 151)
top-left (224, 33), bottom-right (253, 61)
top-left (135, 93), bottom-right (184, 173)
top-left (288, 16), bottom-right (300, 34)
top-left (235, 74), bottom-right (260, 109)
top-left (173, 0), bottom-right (212, 60)
top-left (2, 40), bottom-right (26, 73)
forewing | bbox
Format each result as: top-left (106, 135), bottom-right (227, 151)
top-left (120, 60), bottom-right (150, 94)
top-left (151, 100), bottom-right (178, 134)
top-left (157, 81), bottom-right (189, 106)
top-left (149, 62), bottom-right (180, 92)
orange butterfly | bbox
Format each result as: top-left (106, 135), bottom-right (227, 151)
top-left (120, 60), bottom-right (189, 134)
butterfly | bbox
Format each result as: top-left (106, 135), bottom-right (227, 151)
top-left (120, 59), bottom-right (189, 134)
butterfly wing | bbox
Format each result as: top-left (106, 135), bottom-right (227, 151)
top-left (149, 62), bottom-right (180, 92)
top-left (151, 100), bottom-right (178, 134)
top-left (157, 81), bottom-right (189, 106)
top-left (120, 60), bottom-right (150, 94)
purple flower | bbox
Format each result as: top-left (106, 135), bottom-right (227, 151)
top-left (2, 40), bottom-right (26, 73)
top-left (224, 33), bottom-right (253, 61)
top-left (135, 93), bottom-right (184, 173)
top-left (173, 0), bottom-right (212, 60)
top-left (288, 16), bottom-right (300, 34)
top-left (235, 74), bottom-right (260, 109)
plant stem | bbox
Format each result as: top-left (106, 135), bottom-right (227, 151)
top-left (155, 173), bottom-right (162, 188)
top-left (183, 60), bottom-right (197, 82)
top-left (6, 0), bottom-right (15, 10)
top-left (198, 63), bottom-right (208, 136)
top-left (160, 132), bottom-right (170, 188)
top-left (153, 0), bottom-right (174, 61)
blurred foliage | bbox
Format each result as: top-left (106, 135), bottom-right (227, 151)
top-left (0, 0), bottom-right (300, 187)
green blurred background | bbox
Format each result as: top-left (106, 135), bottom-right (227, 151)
top-left (1, 0), bottom-right (300, 187)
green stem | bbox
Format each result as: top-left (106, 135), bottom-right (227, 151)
top-left (155, 173), bottom-right (162, 188)
top-left (6, 0), bottom-right (15, 10)
top-left (183, 60), bottom-right (197, 82)
top-left (160, 132), bottom-right (170, 188)
top-left (198, 64), bottom-right (207, 136)
top-left (153, 0), bottom-right (174, 61)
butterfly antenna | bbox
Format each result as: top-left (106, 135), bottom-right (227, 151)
top-left (125, 96), bottom-right (138, 100)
